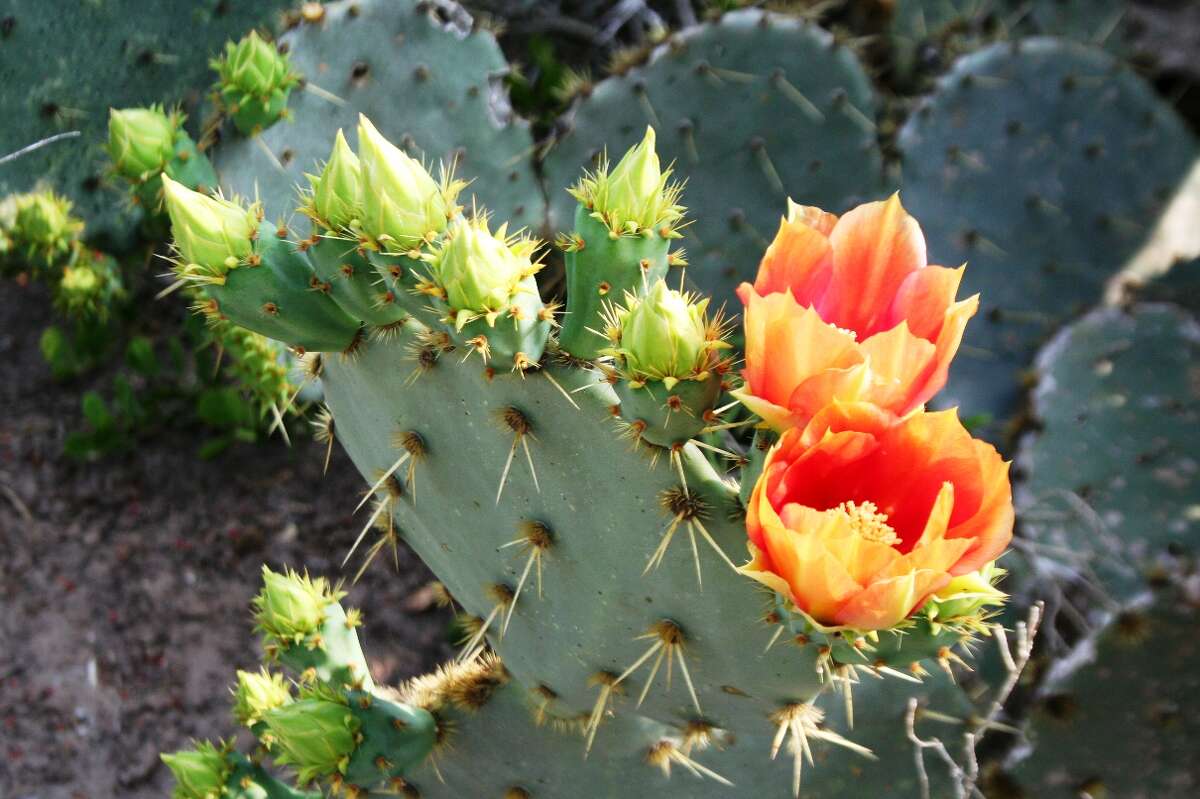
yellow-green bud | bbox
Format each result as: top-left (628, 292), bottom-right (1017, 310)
top-left (214, 31), bottom-right (295, 96)
top-left (615, 280), bottom-right (710, 382)
top-left (252, 565), bottom-right (341, 646)
top-left (263, 698), bottom-right (359, 785)
top-left (307, 129), bottom-right (362, 231)
top-left (14, 190), bottom-right (80, 249)
top-left (430, 217), bottom-right (539, 325)
top-left (357, 114), bottom-right (450, 250)
top-left (161, 174), bottom-right (258, 277)
top-left (572, 126), bottom-right (683, 234)
top-left (161, 741), bottom-right (231, 799)
top-left (925, 562), bottom-right (1007, 622)
top-left (107, 106), bottom-right (177, 181)
top-left (232, 668), bottom-right (293, 727)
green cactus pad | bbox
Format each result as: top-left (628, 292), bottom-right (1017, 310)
top-left (308, 237), bottom-right (409, 328)
top-left (1005, 588), bottom-right (1200, 798)
top-left (897, 38), bottom-right (1197, 434)
top-left (541, 9), bottom-right (887, 308)
top-left (388, 654), bottom-right (972, 798)
top-left (342, 689), bottom-right (438, 788)
top-left (559, 208), bottom-right (672, 359)
top-left (318, 321), bottom-right (975, 740)
top-left (212, 0), bottom-right (544, 233)
top-left (0, 0), bottom-right (295, 247)
top-left (208, 221), bottom-right (362, 354)
top-left (1016, 303), bottom-right (1199, 603)
top-left (614, 376), bottom-right (721, 448)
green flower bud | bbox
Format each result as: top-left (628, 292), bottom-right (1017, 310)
top-left (252, 565), bottom-right (342, 647)
top-left (264, 697), bottom-right (359, 785)
top-left (53, 250), bottom-right (125, 322)
top-left (428, 216), bottom-right (540, 327)
top-left (213, 31), bottom-right (296, 97)
top-left (232, 668), bottom-right (293, 727)
top-left (107, 106), bottom-right (178, 181)
top-left (611, 280), bottom-right (713, 383)
top-left (14, 190), bottom-right (82, 251)
top-left (570, 126), bottom-right (683, 234)
top-left (925, 562), bottom-right (1007, 623)
top-left (161, 174), bottom-right (259, 279)
top-left (357, 114), bottom-right (458, 250)
top-left (161, 740), bottom-right (231, 799)
top-left (306, 129), bottom-right (362, 231)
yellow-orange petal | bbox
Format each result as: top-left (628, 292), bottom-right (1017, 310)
top-left (820, 194), bottom-right (927, 337)
top-left (887, 264), bottom-right (965, 342)
top-left (751, 217), bottom-right (834, 303)
top-left (759, 514), bottom-right (862, 622)
top-left (832, 569), bottom-right (951, 630)
top-left (786, 198), bottom-right (839, 236)
top-left (859, 321), bottom-right (938, 415)
top-left (738, 288), bottom-right (865, 428)
top-left (945, 448), bottom-right (1013, 574)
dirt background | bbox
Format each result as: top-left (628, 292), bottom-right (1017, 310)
top-left (0, 284), bottom-right (454, 798)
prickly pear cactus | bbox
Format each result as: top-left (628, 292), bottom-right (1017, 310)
top-left (0, 0), bottom-right (295, 246)
top-left (897, 38), bottom-right (1197, 434)
top-left (541, 9), bottom-right (888, 307)
top-left (157, 112), bottom-right (1025, 798)
top-left (1003, 300), bottom-right (1200, 795)
top-left (212, 0), bottom-right (544, 232)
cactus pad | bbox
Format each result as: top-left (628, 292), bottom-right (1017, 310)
top-left (897, 38), bottom-right (1197, 432)
top-left (541, 9), bottom-right (887, 307)
top-left (212, 0), bottom-right (544, 233)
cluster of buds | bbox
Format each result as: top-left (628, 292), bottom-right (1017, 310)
top-left (211, 31), bottom-right (300, 135)
top-left (52, 249), bottom-right (125, 322)
top-left (1, 189), bottom-right (84, 274)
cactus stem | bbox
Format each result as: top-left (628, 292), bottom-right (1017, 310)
top-left (646, 739), bottom-right (733, 786)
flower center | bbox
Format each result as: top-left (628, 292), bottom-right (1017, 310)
top-left (834, 500), bottom-right (899, 545)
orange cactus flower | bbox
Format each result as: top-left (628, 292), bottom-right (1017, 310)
top-left (734, 195), bottom-right (978, 430)
top-left (740, 403), bottom-right (1012, 631)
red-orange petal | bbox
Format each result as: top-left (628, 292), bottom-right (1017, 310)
top-left (819, 195), bottom-right (927, 337)
top-left (751, 216), bottom-right (834, 304)
top-left (886, 264), bottom-right (965, 342)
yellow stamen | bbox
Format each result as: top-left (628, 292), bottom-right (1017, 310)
top-left (834, 500), bottom-right (898, 545)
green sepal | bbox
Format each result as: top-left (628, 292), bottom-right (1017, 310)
top-left (449, 274), bottom-right (551, 368)
top-left (342, 689), bottom-right (438, 789)
top-left (308, 236), bottom-right (408, 328)
top-left (207, 221), bottom-right (361, 353)
top-left (224, 86), bottom-right (293, 136)
top-left (614, 375), bottom-right (720, 448)
top-left (559, 207), bottom-right (670, 359)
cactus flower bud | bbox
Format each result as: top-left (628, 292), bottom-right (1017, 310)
top-left (924, 562), bottom-right (1007, 623)
top-left (13, 190), bottom-right (82, 254)
top-left (161, 174), bottom-right (258, 278)
top-left (214, 31), bottom-right (295, 98)
top-left (306, 129), bottom-right (362, 231)
top-left (610, 280), bottom-right (713, 383)
top-left (571, 126), bottom-right (683, 234)
top-left (53, 250), bottom-right (125, 322)
top-left (427, 216), bottom-right (541, 328)
top-left (252, 565), bottom-right (342, 647)
top-left (232, 668), bottom-right (293, 727)
top-left (357, 115), bottom-right (459, 251)
top-left (263, 697), bottom-right (360, 785)
top-left (161, 740), bottom-right (231, 799)
top-left (107, 106), bottom-right (178, 181)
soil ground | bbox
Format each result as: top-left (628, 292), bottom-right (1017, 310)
top-left (0, 284), bottom-right (453, 798)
